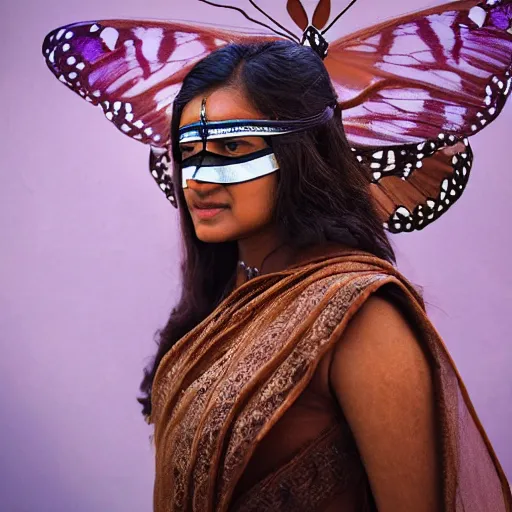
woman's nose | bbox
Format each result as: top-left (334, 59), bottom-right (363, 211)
top-left (185, 178), bottom-right (222, 190)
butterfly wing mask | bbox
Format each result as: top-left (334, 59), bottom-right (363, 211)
top-left (42, 0), bottom-right (512, 231)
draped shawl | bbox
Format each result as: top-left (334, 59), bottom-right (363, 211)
top-left (147, 248), bottom-right (511, 511)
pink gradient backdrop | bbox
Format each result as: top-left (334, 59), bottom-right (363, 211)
top-left (1, 0), bottom-right (511, 510)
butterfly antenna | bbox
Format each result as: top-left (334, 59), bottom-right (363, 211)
top-left (248, 0), bottom-right (299, 41)
top-left (321, 0), bottom-right (359, 35)
top-left (198, 0), bottom-right (298, 41)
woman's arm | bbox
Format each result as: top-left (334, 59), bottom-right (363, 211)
top-left (329, 293), bottom-right (442, 512)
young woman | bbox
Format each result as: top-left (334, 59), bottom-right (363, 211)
top-left (137, 41), bottom-right (511, 511)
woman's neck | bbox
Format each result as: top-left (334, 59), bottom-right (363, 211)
top-left (235, 227), bottom-right (292, 288)
top-left (236, 226), bottom-right (283, 269)
top-left (235, 241), bottom-right (294, 289)
top-left (234, 239), bottom-right (356, 290)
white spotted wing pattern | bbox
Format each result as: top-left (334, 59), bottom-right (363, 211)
top-left (42, 19), bottom-right (276, 207)
top-left (325, 0), bottom-right (512, 232)
top-left (42, 1), bottom-right (512, 232)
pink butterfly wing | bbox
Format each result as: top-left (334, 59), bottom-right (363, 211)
top-left (324, 0), bottom-right (512, 232)
top-left (42, 20), bottom-right (277, 147)
top-left (42, 19), bottom-right (279, 206)
top-left (326, 0), bottom-right (512, 146)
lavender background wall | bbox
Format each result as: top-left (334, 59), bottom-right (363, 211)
top-left (1, 0), bottom-right (511, 510)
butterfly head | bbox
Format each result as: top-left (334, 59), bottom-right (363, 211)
top-left (300, 26), bottom-right (329, 59)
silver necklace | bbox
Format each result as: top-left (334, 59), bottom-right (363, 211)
top-left (237, 243), bottom-right (286, 281)
top-left (238, 260), bottom-right (260, 280)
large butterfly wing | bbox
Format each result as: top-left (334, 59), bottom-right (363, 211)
top-left (325, 0), bottom-right (512, 232)
top-left (42, 20), bottom-right (278, 206)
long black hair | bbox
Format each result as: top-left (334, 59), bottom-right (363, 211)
top-left (137, 40), bottom-right (396, 418)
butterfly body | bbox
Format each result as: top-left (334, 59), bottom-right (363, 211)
top-left (42, 0), bottom-right (512, 232)
top-left (301, 26), bottom-right (329, 57)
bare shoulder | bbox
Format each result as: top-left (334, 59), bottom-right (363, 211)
top-left (330, 291), bottom-right (428, 373)
top-left (328, 292), bottom-right (442, 512)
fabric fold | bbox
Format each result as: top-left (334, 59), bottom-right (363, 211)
top-left (149, 249), bottom-right (512, 511)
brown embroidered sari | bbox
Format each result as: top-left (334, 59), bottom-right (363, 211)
top-left (147, 246), bottom-right (511, 511)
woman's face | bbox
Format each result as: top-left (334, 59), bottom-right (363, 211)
top-left (179, 87), bottom-right (279, 243)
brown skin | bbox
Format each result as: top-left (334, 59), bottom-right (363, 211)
top-left (180, 89), bottom-right (442, 511)
top-left (329, 295), bottom-right (442, 511)
top-left (179, 86), bottom-right (294, 288)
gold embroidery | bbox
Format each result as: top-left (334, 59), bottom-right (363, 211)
top-left (229, 422), bottom-right (365, 511)
top-left (149, 253), bottom-right (512, 512)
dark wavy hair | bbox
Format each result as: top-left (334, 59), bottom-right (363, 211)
top-left (137, 40), bottom-right (396, 418)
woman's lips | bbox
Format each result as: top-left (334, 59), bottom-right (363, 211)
top-left (193, 207), bottom-right (228, 219)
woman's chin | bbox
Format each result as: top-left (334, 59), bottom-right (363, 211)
top-left (195, 227), bottom-right (238, 243)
